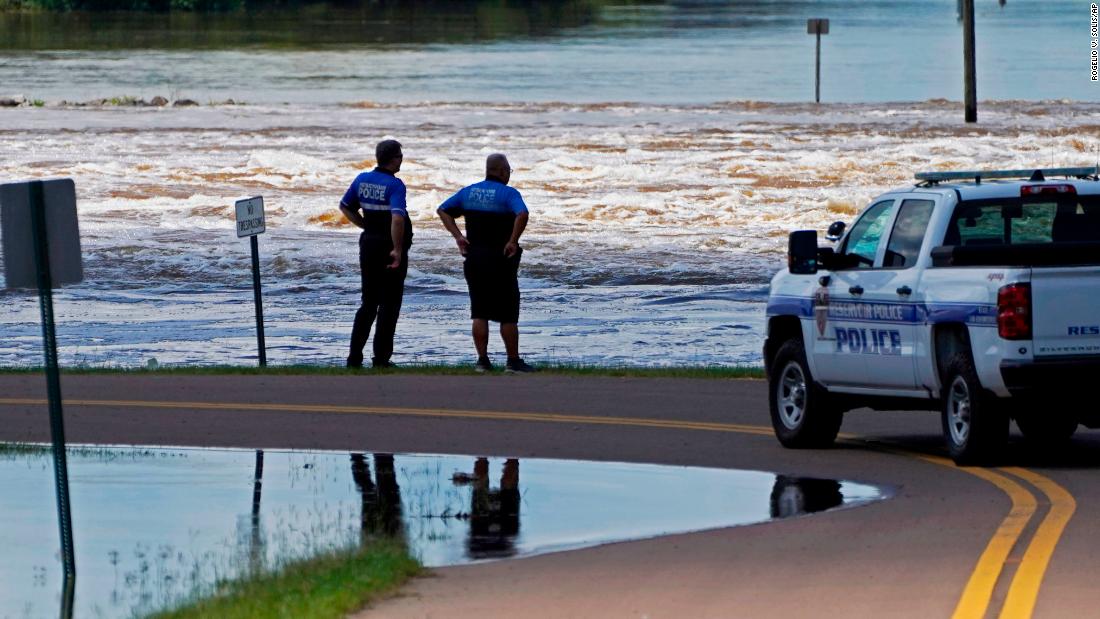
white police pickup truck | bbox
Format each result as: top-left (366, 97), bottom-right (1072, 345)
top-left (764, 166), bottom-right (1100, 464)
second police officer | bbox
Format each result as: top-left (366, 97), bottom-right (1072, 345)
top-left (438, 153), bottom-right (535, 373)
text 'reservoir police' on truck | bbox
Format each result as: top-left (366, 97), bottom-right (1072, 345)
top-left (764, 166), bottom-right (1100, 465)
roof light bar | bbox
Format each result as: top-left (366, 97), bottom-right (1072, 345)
top-left (914, 166), bottom-right (1099, 183)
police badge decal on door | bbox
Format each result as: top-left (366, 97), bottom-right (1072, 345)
top-left (814, 285), bottom-right (829, 340)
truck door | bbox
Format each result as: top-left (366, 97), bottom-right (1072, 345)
top-left (859, 197), bottom-right (935, 389)
top-left (817, 197), bottom-right (934, 391)
top-left (811, 198), bottom-right (896, 387)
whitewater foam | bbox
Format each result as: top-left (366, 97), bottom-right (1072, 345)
top-left (2, 100), bottom-right (1097, 366)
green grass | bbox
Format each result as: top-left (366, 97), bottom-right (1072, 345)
top-left (150, 539), bottom-right (420, 619)
top-left (0, 363), bottom-right (765, 380)
top-left (0, 442), bottom-right (181, 462)
top-left (106, 95), bottom-right (142, 105)
top-left (0, 442), bottom-right (49, 456)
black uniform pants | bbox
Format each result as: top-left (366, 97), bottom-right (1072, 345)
top-left (349, 239), bottom-right (408, 364)
top-left (464, 246), bottom-right (522, 324)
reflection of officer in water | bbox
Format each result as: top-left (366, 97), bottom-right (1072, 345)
top-left (453, 457), bottom-right (521, 559)
top-left (769, 475), bottom-right (843, 519)
top-left (350, 453), bottom-right (404, 538)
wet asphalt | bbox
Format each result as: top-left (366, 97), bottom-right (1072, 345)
top-left (1, 373), bottom-right (1098, 618)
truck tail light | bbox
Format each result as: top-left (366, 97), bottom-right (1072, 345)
top-left (998, 283), bottom-right (1032, 340)
top-left (1021, 184), bottom-right (1076, 196)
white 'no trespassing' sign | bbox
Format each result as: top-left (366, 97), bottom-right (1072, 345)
top-left (235, 196), bottom-right (265, 238)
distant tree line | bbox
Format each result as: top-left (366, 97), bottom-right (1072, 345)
top-left (15, 0), bottom-right (243, 10)
top-left (0, 0), bottom-right (616, 49)
top-left (1, 0), bottom-right (596, 12)
top-left (0, 0), bottom-right (386, 11)
top-left (0, 0), bottom-right (217, 9)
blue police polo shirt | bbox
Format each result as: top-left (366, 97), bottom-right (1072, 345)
top-left (437, 180), bottom-right (528, 250)
top-left (340, 168), bottom-right (412, 250)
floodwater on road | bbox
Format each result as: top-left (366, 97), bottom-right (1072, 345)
top-left (0, 444), bottom-right (887, 617)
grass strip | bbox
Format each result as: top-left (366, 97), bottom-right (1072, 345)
top-left (0, 363), bottom-right (765, 380)
top-left (150, 539), bottom-right (420, 619)
top-left (0, 442), bottom-right (49, 456)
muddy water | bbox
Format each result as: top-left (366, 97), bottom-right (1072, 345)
top-left (2, 101), bottom-right (1097, 367)
top-left (0, 445), bottom-right (887, 617)
top-left (0, 0), bottom-right (1094, 368)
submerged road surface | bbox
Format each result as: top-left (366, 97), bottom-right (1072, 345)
top-left (1, 373), bottom-right (1097, 619)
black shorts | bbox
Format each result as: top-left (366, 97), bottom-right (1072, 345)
top-left (463, 246), bottom-right (522, 323)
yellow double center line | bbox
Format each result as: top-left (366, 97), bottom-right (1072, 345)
top-left (999, 468), bottom-right (1077, 619)
top-left (0, 396), bottom-right (1076, 618)
top-left (945, 464), bottom-right (1038, 619)
top-left (0, 397), bottom-right (778, 436)
top-left (945, 464), bottom-right (1077, 619)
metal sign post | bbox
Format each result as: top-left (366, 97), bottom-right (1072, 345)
top-left (1, 178), bottom-right (83, 619)
top-left (249, 449), bottom-right (264, 573)
top-left (235, 196), bottom-right (267, 367)
top-left (807, 19), bottom-right (830, 103)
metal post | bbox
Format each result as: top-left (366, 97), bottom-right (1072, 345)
top-left (251, 450), bottom-right (264, 521)
top-left (815, 32), bottom-right (822, 103)
top-left (28, 180), bottom-right (76, 619)
top-left (249, 449), bottom-right (264, 573)
top-left (807, 19), bottom-right (828, 103)
top-left (962, 0), bottom-right (977, 123)
top-left (249, 235), bottom-right (267, 367)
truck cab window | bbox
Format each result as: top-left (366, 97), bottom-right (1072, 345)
top-left (839, 199), bottom-right (895, 268)
top-left (950, 197), bottom-right (1100, 246)
top-left (884, 199), bottom-right (935, 268)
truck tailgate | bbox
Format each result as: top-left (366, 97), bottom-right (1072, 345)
top-left (1031, 266), bottom-right (1100, 357)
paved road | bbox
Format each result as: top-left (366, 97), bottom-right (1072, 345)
top-left (1, 373), bottom-right (1097, 619)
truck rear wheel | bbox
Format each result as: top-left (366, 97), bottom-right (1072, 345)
top-left (769, 339), bottom-right (841, 448)
top-left (941, 352), bottom-right (1008, 465)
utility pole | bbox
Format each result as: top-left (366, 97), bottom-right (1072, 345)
top-left (962, 0), bottom-right (977, 122)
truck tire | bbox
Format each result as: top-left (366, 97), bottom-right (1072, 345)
top-left (941, 352), bottom-right (1008, 465)
top-left (769, 339), bottom-right (841, 448)
top-left (1014, 409), bottom-right (1077, 446)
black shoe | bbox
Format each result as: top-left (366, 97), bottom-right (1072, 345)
top-left (372, 358), bottom-right (396, 369)
top-left (505, 358), bottom-right (536, 373)
top-left (475, 356), bottom-right (493, 373)
top-left (347, 356), bottom-right (364, 369)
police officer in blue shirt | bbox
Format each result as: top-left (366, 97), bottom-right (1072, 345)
top-left (438, 153), bottom-right (535, 373)
top-left (339, 139), bottom-right (412, 368)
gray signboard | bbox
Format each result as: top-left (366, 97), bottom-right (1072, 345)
top-left (0, 178), bottom-right (83, 289)
top-left (807, 18), bottom-right (830, 34)
top-left (235, 196), bottom-right (266, 238)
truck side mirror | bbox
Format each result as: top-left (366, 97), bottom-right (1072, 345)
top-left (825, 221), bottom-right (846, 242)
top-left (788, 230), bottom-right (819, 274)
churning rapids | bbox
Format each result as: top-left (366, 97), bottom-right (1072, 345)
top-left (1, 100), bottom-right (1097, 367)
